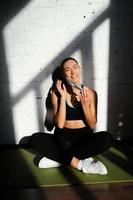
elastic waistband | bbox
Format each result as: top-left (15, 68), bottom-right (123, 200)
top-left (54, 126), bottom-right (92, 134)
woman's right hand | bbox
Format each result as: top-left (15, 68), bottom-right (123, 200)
top-left (56, 80), bottom-right (67, 98)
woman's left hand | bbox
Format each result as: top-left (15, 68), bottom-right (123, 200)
top-left (80, 86), bottom-right (91, 106)
top-left (80, 86), bottom-right (97, 128)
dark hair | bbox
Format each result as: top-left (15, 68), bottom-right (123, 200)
top-left (52, 66), bottom-right (62, 82)
top-left (60, 57), bottom-right (78, 72)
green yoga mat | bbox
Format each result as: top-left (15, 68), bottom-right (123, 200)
top-left (0, 145), bottom-right (133, 188)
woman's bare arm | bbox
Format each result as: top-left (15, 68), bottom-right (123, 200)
top-left (50, 80), bottom-right (67, 128)
top-left (80, 87), bottom-right (97, 128)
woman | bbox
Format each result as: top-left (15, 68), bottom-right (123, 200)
top-left (30, 57), bottom-right (113, 174)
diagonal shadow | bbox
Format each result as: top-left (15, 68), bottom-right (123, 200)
top-left (0, 1), bottom-right (111, 200)
top-left (19, 4), bottom-right (117, 198)
top-left (17, 3), bottom-right (113, 198)
top-left (0, 1), bottom-right (46, 199)
top-left (102, 141), bottom-right (133, 176)
top-left (58, 166), bottom-right (98, 200)
top-left (2, 0), bottom-right (132, 197)
top-left (12, 7), bottom-right (111, 134)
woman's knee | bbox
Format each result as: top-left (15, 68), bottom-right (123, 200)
top-left (103, 131), bottom-right (114, 148)
top-left (29, 132), bottom-right (45, 146)
top-left (96, 131), bottom-right (114, 148)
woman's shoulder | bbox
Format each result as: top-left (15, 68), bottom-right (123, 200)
top-left (84, 85), bottom-right (97, 95)
top-left (50, 87), bottom-right (60, 100)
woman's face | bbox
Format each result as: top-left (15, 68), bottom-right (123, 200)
top-left (63, 59), bottom-right (80, 83)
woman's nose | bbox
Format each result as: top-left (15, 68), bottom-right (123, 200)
top-left (71, 69), bottom-right (75, 74)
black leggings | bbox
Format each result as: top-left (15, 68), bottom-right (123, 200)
top-left (29, 127), bottom-right (113, 165)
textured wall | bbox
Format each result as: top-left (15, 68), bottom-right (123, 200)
top-left (0, 0), bottom-right (133, 144)
top-left (108, 0), bottom-right (133, 140)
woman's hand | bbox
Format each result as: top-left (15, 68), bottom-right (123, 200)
top-left (79, 86), bottom-right (97, 128)
top-left (80, 86), bottom-right (91, 106)
top-left (56, 80), bottom-right (67, 98)
top-left (51, 80), bottom-right (67, 128)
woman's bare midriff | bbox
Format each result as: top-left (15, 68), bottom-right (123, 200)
top-left (64, 120), bottom-right (86, 129)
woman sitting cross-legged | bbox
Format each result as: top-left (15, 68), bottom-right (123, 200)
top-left (30, 57), bottom-right (114, 174)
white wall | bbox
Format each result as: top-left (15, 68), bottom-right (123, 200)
top-left (2, 0), bottom-right (111, 144)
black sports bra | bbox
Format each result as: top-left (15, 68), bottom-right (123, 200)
top-left (66, 101), bottom-right (84, 120)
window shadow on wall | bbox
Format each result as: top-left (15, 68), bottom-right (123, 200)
top-left (1, 0), bottom-right (133, 197)
top-left (0, 1), bottom-right (112, 198)
top-left (18, 4), bottom-right (113, 198)
top-left (12, 7), bottom-right (110, 135)
top-left (0, 1), bottom-right (46, 199)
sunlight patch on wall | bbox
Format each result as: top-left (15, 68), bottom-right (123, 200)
top-left (2, 0), bottom-right (111, 143)
top-left (13, 90), bottom-right (39, 143)
top-left (3, 0), bottom-right (111, 95)
top-left (92, 18), bottom-right (110, 131)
